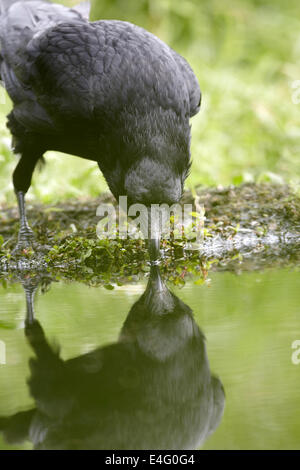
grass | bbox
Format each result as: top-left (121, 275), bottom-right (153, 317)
top-left (0, 0), bottom-right (300, 205)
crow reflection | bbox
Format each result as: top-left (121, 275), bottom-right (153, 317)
top-left (0, 269), bottom-right (224, 450)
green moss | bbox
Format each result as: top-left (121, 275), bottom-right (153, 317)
top-left (0, 184), bottom-right (299, 286)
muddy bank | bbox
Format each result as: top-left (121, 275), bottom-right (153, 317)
top-left (0, 183), bottom-right (299, 286)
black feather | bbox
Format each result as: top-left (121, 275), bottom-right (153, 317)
top-left (0, 0), bottom-right (200, 206)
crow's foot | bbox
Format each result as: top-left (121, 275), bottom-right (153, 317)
top-left (12, 226), bottom-right (35, 254)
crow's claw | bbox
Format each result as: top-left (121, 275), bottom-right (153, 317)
top-left (12, 228), bottom-right (35, 254)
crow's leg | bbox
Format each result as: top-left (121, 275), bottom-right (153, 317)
top-left (21, 278), bottom-right (51, 357)
top-left (25, 282), bottom-right (36, 325)
top-left (21, 276), bottom-right (39, 326)
top-left (15, 190), bottom-right (34, 245)
top-left (12, 152), bottom-right (41, 249)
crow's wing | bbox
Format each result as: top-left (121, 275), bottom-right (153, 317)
top-left (0, 0), bottom-right (87, 130)
top-left (170, 51), bottom-right (201, 117)
top-left (0, 1), bottom-right (85, 70)
top-left (20, 21), bottom-right (193, 126)
top-left (1, 3), bottom-right (198, 132)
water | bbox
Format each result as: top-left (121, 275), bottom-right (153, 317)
top-left (0, 266), bottom-right (299, 450)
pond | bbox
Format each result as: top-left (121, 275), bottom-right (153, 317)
top-left (0, 265), bottom-right (299, 450)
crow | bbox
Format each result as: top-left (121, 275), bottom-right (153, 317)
top-left (0, 0), bottom-right (201, 256)
top-left (0, 265), bottom-right (224, 449)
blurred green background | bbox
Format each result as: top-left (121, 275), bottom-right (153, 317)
top-left (0, 0), bottom-right (300, 204)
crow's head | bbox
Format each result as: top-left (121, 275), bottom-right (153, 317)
top-left (123, 156), bottom-right (190, 261)
top-left (100, 111), bottom-right (191, 260)
top-left (102, 107), bottom-right (191, 206)
top-left (124, 157), bottom-right (184, 207)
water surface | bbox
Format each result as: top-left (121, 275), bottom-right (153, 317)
top-left (0, 267), bottom-right (299, 449)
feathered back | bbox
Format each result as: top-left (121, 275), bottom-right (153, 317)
top-left (0, 1), bottom-right (87, 72)
top-left (0, 0), bottom-right (89, 113)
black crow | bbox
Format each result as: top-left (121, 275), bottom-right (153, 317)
top-left (0, 0), bottom-right (201, 255)
top-left (0, 266), bottom-right (224, 449)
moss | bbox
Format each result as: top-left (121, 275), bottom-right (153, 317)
top-left (0, 183), bottom-right (299, 286)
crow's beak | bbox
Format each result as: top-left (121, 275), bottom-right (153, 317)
top-left (147, 207), bottom-right (161, 263)
top-left (137, 207), bottom-right (161, 262)
top-left (148, 237), bottom-right (160, 263)
top-left (144, 263), bottom-right (174, 314)
top-left (148, 264), bottom-right (165, 293)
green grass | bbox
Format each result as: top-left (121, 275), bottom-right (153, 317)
top-left (1, 0), bottom-right (300, 204)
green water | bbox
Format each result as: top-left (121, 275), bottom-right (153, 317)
top-left (0, 268), bottom-right (299, 450)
